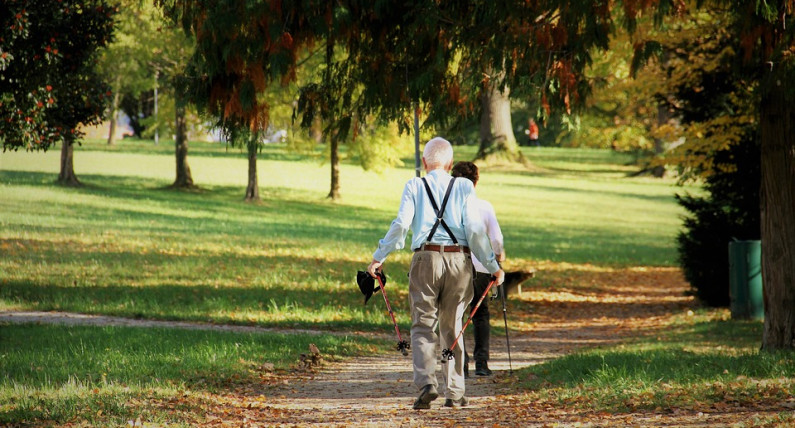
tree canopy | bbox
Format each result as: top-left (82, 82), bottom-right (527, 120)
top-left (1, 0), bottom-right (115, 152)
top-left (158, 0), bottom-right (795, 349)
top-left (159, 1), bottom-right (620, 140)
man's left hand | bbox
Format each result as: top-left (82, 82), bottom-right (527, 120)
top-left (494, 269), bottom-right (505, 285)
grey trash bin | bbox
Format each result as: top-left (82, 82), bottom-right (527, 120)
top-left (728, 240), bottom-right (764, 320)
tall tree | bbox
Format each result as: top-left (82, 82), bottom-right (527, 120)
top-left (1, 0), bottom-right (115, 186)
top-left (159, 0), bottom-right (321, 201)
top-left (296, 38), bottom-right (349, 200)
top-left (97, 0), bottom-right (155, 146)
top-left (633, 8), bottom-right (762, 306)
top-left (745, 3), bottom-right (795, 351)
top-left (154, 28), bottom-right (195, 190)
top-left (478, 76), bottom-right (524, 163)
top-left (632, 0), bottom-right (795, 351)
top-left (99, 1), bottom-right (195, 188)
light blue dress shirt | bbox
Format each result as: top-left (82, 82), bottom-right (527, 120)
top-left (372, 169), bottom-right (500, 274)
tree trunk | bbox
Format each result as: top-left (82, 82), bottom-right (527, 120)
top-left (759, 84), bottom-right (795, 351)
top-left (651, 104), bottom-right (669, 178)
top-left (107, 76), bottom-right (121, 146)
top-left (323, 35), bottom-right (340, 200)
top-left (57, 138), bottom-right (81, 187)
top-left (477, 80), bottom-right (525, 164)
top-left (171, 88), bottom-right (195, 189)
top-left (328, 136), bottom-right (340, 200)
top-left (310, 116), bottom-right (323, 144)
top-left (107, 114), bottom-right (118, 146)
top-left (245, 139), bottom-right (260, 202)
top-left (106, 107), bottom-right (118, 145)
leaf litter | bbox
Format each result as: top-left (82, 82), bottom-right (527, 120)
top-left (5, 263), bottom-right (792, 426)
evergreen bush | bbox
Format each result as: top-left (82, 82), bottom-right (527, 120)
top-left (676, 139), bottom-right (760, 307)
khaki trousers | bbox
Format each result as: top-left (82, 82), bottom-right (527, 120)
top-left (408, 249), bottom-right (474, 400)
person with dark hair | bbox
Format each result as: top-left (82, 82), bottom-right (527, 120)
top-left (451, 161), bottom-right (504, 377)
top-left (367, 138), bottom-right (504, 409)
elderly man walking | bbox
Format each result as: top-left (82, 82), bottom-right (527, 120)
top-left (367, 137), bottom-right (504, 410)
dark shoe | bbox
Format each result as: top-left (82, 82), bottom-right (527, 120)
top-left (443, 396), bottom-right (469, 407)
top-left (475, 361), bottom-right (492, 376)
top-left (412, 384), bottom-right (439, 410)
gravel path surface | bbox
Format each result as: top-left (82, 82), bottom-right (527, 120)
top-left (4, 273), bottom-right (787, 426)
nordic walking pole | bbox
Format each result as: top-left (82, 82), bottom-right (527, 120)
top-left (499, 282), bottom-right (513, 375)
top-left (441, 276), bottom-right (497, 362)
top-left (374, 273), bottom-right (410, 356)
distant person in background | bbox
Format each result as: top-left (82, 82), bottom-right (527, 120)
top-left (526, 118), bottom-right (540, 147)
top-left (451, 161), bottom-right (504, 377)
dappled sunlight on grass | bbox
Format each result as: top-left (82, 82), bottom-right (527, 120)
top-left (1, 146), bottom-right (689, 331)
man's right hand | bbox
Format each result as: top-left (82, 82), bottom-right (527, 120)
top-left (367, 259), bottom-right (383, 278)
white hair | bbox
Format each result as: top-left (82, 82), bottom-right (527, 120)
top-left (422, 137), bottom-right (453, 168)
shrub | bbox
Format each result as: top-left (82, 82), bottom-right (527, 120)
top-left (676, 139), bottom-right (760, 307)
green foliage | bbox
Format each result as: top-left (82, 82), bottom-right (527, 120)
top-left (636, 9), bottom-right (758, 179)
top-left (138, 92), bottom-right (206, 140)
top-left (346, 122), bottom-right (412, 172)
top-left (0, 0), bottom-right (115, 150)
top-left (676, 139), bottom-right (761, 307)
top-left (554, 24), bottom-right (661, 159)
top-left (97, 1), bottom-right (158, 99)
top-left (625, 7), bottom-right (763, 307)
top-left (159, 1), bottom-right (619, 155)
top-left (97, 0), bottom-right (194, 139)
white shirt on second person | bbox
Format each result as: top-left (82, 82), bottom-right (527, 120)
top-left (471, 197), bottom-right (503, 274)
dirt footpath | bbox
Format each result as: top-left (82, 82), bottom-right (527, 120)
top-left (2, 267), bottom-right (788, 426)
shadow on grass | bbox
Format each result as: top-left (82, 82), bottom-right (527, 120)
top-left (523, 346), bottom-right (794, 392)
top-left (1, 323), bottom-right (378, 389)
top-left (1, 169), bottom-right (681, 265)
top-left (1, 170), bottom-right (391, 244)
top-left (3, 281), bottom-right (411, 330)
top-left (78, 139), bottom-right (325, 163)
top-left (496, 179), bottom-right (677, 204)
top-left (502, 225), bottom-right (677, 266)
top-left (1, 226), bottom-right (418, 329)
top-left (1, 248), bottom-right (413, 333)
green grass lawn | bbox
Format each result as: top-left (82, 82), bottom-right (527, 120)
top-left (519, 310), bottom-right (795, 421)
top-left (0, 322), bottom-right (378, 425)
top-left (1, 137), bottom-right (732, 425)
top-left (0, 139), bottom-right (686, 327)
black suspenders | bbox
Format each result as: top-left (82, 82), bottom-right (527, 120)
top-left (421, 177), bottom-right (458, 244)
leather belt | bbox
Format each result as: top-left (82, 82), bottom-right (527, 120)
top-left (415, 244), bottom-right (470, 254)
